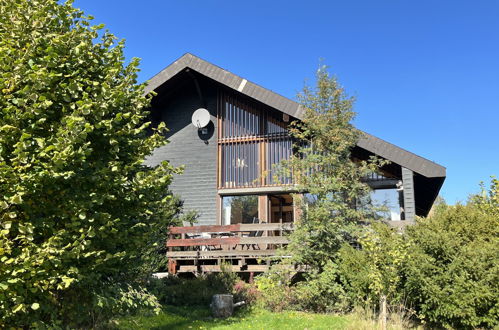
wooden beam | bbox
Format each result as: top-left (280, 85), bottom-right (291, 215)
top-left (240, 237), bottom-right (289, 245)
top-left (166, 236), bottom-right (289, 248)
top-left (166, 250), bottom-right (283, 258)
top-left (240, 223), bottom-right (293, 231)
top-left (167, 237), bottom-right (240, 247)
top-left (258, 195), bottom-right (268, 222)
top-left (169, 224), bottom-right (240, 234)
top-left (169, 223), bottom-right (293, 234)
top-left (177, 265), bottom-right (270, 273)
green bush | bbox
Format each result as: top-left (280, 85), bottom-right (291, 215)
top-left (404, 182), bottom-right (499, 329)
top-left (254, 269), bottom-right (300, 312)
top-left (233, 280), bottom-right (260, 306)
top-left (60, 282), bottom-right (161, 328)
top-left (0, 0), bottom-right (179, 327)
top-left (338, 223), bottom-right (408, 311)
top-left (148, 267), bottom-right (238, 307)
top-left (293, 261), bottom-right (350, 313)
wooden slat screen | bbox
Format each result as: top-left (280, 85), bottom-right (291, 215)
top-left (218, 92), bottom-right (294, 189)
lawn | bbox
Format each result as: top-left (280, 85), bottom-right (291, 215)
top-left (111, 306), bottom-right (351, 330)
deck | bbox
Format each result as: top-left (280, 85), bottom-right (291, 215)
top-left (166, 223), bottom-right (294, 274)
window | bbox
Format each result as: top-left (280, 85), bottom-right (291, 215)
top-left (370, 188), bottom-right (402, 221)
top-left (222, 195), bottom-right (258, 225)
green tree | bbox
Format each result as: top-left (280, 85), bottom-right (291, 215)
top-left (0, 0), bottom-right (179, 327)
top-left (257, 65), bottom-right (386, 313)
top-left (280, 65), bottom-right (384, 269)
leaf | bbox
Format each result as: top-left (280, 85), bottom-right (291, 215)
top-left (61, 276), bottom-right (75, 288)
top-left (12, 304), bottom-right (24, 313)
top-left (31, 303), bottom-right (40, 310)
top-left (9, 194), bottom-right (23, 204)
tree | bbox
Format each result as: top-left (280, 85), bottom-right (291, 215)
top-left (280, 65), bottom-right (384, 269)
top-left (0, 0), bottom-right (179, 327)
top-left (257, 65), bottom-right (386, 313)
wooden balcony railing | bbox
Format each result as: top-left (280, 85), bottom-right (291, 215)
top-left (166, 223), bottom-right (294, 273)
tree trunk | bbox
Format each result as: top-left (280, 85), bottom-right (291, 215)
top-left (211, 294), bottom-right (234, 318)
top-left (379, 294), bottom-right (387, 330)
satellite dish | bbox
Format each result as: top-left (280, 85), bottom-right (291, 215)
top-left (191, 108), bottom-right (211, 128)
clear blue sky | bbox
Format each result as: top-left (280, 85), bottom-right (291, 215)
top-left (74, 0), bottom-right (499, 204)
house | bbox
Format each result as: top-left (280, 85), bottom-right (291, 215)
top-left (145, 53), bottom-right (446, 273)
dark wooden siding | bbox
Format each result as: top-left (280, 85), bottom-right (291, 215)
top-left (146, 84), bottom-right (218, 226)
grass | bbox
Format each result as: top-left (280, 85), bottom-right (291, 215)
top-left (110, 306), bottom-right (350, 330)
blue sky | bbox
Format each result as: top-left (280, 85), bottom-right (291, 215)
top-left (74, 0), bottom-right (499, 204)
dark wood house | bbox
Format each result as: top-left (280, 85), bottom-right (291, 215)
top-left (145, 53), bottom-right (446, 273)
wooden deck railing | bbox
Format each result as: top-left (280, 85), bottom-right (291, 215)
top-left (166, 223), bottom-right (294, 273)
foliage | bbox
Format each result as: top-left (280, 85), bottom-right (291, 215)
top-left (469, 176), bottom-right (499, 216)
top-left (354, 223), bottom-right (407, 306)
top-left (254, 270), bottom-right (300, 312)
top-left (233, 280), bottom-right (260, 306)
top-left (279, 65), bottom-right (384, 270)
top-left (61, 282), bottom-right (162, 328)
top-left (266, 224), bottom-right (408, 314)
top-left (0, 0), bottom-right (180, 327)
top-left (148, 266), bottom-right (238, 307)
top-left (404, 178), bottom-right (499, 329)
top-left (258, 64), bottom-right (386, 315)
top-left (292, 261), bottom-right (350, 313)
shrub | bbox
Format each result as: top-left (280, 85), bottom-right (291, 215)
top-left (60, 283), bottom-right (161, 328)
top-left (338, 223), bottom-right (408, 312)
top-left (293, 261), bottom-right (350, 313)
top-left (233, 280), bottom-right (260, 306)
top-left (148, 266), bottom-right (238, 307)
top-left (404, 185), bottom-right (499, 329)
top-left (254, 270), bottom-right (300, 312)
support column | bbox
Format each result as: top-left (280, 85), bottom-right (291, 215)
top-left (402, 167), bottom-right (415, 221)
top-left (258, 195), bottom-right (268, 222)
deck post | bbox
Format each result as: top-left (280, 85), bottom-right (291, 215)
top-left (258, 195), bottom-right (268, 222)
top-left (167, 259), bottom-right (177, 275)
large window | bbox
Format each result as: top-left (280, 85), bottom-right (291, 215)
top-left (370, 188), bottom-right (402, 221)
top-left (222, 195), bottom-right (258, 225)
top-left (218, 92), bottom-right (293, 188)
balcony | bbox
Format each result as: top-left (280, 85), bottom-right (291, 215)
top-left (166, 223), bottom-right (294, 274)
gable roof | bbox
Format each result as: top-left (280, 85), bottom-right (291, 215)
top-left (145, 53), bottom-right (446, 179)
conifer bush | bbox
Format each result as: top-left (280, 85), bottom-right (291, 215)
top-left (404, 178), bottom-right (499, 329)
